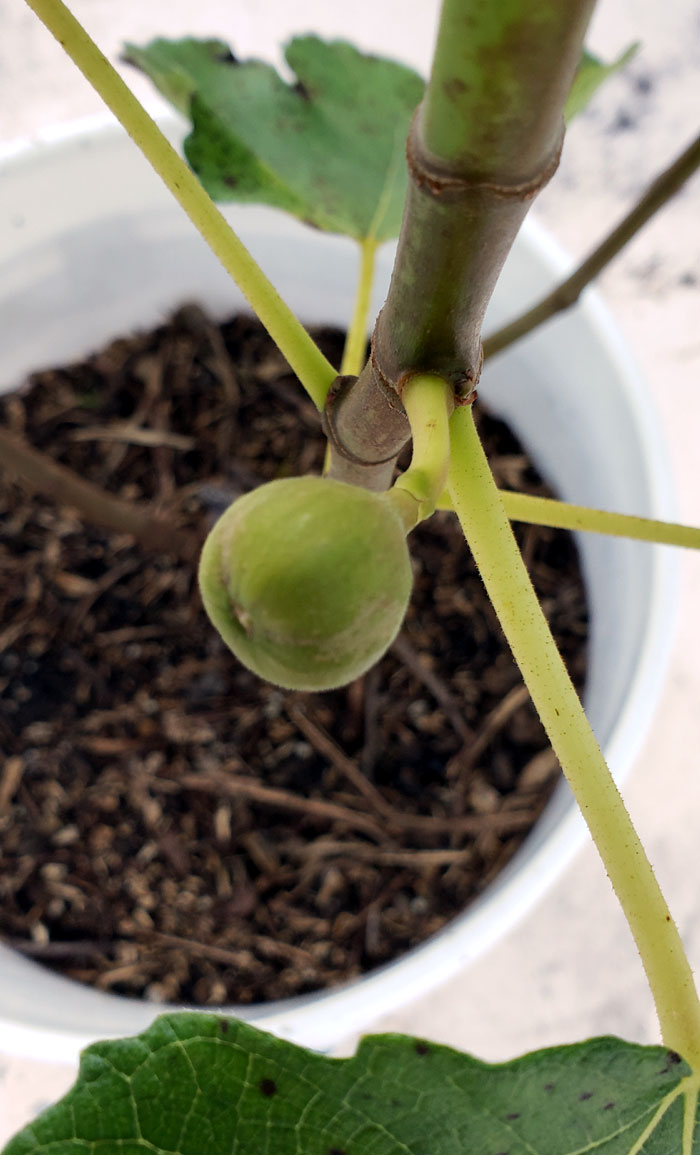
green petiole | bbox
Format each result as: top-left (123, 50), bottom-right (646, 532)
top-left (436, 487), bottom-right (700, 551)
top-left (340, 238), bottom-right (379, 378)
top-left (448, 403), bottom-right (700, 1065)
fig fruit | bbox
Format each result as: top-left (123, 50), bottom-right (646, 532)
top-left (198, 476), bottom-right (413, 691)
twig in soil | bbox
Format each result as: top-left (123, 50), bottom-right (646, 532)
top-left (360, 665), bottom-right (382, 778)
top-left (145, 932), bottom-right (263, 969)
top-left (142, 930), bottom-right (314, 968)
top-left (0, 756), bottom-right (25, 815)
top-left (520, 747), bottom-right (560, 789)
top-left (287, 704), bottom-right (394, 817)
top-left (384, 804), bottom-right (536, 837)
top-left (362, 873), bottom-right (413, 958)
top-left (391, 633), bottom-right (473, 742)
top-left (251, 935), bottom-right (315, 966)
top-left (155, 768), bottom-right (538, 839)
top-left (0, 424), bottom-right (199, 562)
top-left (175, 303), bottom-right (241, 408)
top-left (152, 770), bottom-right (388, 841)
top-left (69, 423), bottom-right (196, 450)
top-left (284, 837), bottom-right (474, 868)
top-left (1, 937), bottom-right (115, 960)
top-left (450, 683), bottom-right (531, 788)
top-left (67, 554), bottom-right (144, 633)
top-left (96, 962), bottom-right (154, 990)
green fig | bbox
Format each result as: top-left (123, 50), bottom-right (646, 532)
top-left (198, 476), bottom-right (413, 691)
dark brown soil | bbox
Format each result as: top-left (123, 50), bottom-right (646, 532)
top-left (0, 306), bottom-right (587, 1006)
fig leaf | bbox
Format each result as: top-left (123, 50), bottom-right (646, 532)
top-left (124, 36), bottom-right (424, 241)
top-left (3, 1013), bottom-right (692, 1155)
top-left (565, 43), bottom-right (639, 122)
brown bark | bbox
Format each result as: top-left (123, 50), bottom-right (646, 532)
top-left (327, 0), bottom-right (596, 488)
top-left (0, 425), bottom-right (199, 563)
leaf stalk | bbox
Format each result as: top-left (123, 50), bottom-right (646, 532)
top-left (448, 404), bottom-right (700, 1065)
top-left (340, 239), bottom-right (379, 378)
top-left (437, 488), bottom-right (700, 551)
top-left (484, 128), bottom-right (700, 359)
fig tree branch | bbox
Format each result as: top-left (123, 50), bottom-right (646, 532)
top-left (327, 0), bottom-right (596, 489)
top-left (484, 127), bottom-right (700, 359)
top-left (0, 425), bottom-right (198, 562)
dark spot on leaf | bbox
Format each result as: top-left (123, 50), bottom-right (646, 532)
top-left (223, 175), bottom-right (239, 189)
top-left (219, 1019), bottom-right (229, 1033)
top-left (212, 46), bottom-right (238, 65)
top-left (505, 1113), bottom-right (520, 1121)
top-left (415, 1041), bottom-right (430, 1056)
top-left (661, 1051), bottom-right (682, 1073)
top-left (327, 1149), bottom-right (347, 1155)
top-left (543, 1083), bottom-right (555, 1093)
top-left (391, 1099), bottom-right (402, 1108)
top-left (259, 1078), bottom-right (278, 1097)
top-left (579, 1091), bottom-right (593, 1101)
top-left (294, 81), bottom-right (312, 102)
top-left (603, 1102), bottom-right (615, 1111)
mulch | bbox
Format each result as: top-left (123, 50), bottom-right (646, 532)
top-left (0, 305), bottom-right (587, 1006)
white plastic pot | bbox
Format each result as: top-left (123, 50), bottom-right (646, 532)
top-left (0, 117), bottom-right (676, 1063)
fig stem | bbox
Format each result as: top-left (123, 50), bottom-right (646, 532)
top-left (436, 487), bottom-right (700, 550)
top-left (393, 373), bottom-right (453, 521)
top-left (448, 403), bottom-right (700, 1064)
top-left (340, 238), bottom-right (379, 378)
top-left (483, 127), bottom-right (700, 361)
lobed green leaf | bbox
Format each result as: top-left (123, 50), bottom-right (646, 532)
top-left (124, 36), bottom-right (424, 241)
top-left (565, 44), bottom-right (639, 122)
top-left (3, 1013), bottom-right (695, 1155)
top-left (124, 36), bottom-right (639, 240)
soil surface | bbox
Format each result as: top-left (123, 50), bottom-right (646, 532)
top-left (0, 307), bottom-right (587, 1006)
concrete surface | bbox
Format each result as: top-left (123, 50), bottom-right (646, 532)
top-left (1, 0), bottom-right (699, 1142)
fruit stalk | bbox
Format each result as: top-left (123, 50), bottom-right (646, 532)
top-left (393, 373), bottom-right (453, 522)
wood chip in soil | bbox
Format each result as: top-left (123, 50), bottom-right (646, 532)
top-left (0, 304), bottom-right (587, 1006)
